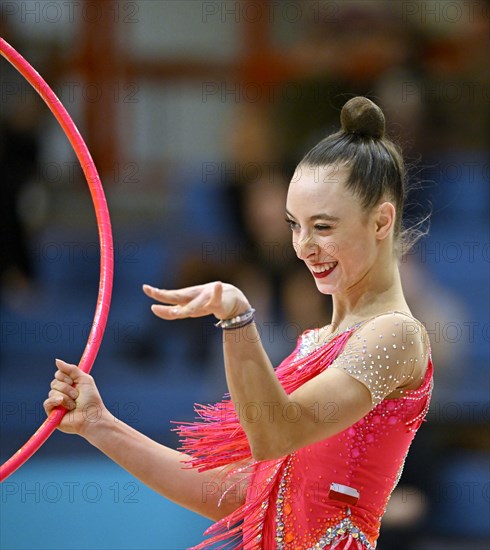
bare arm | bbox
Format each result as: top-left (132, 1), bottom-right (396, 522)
top-left (44, 360), bottom-right (248, 520)
top-left (222, 312), bottom-right (427, 459)
top-left (148, 283), bottom-right (427, 461)
top-left (146, 282), bottom-right (372, 460)
top-left (221, 323), bottom-right (373, 460)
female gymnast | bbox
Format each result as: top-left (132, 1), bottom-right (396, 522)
top-left (44, 96), bottom-right (432, 549)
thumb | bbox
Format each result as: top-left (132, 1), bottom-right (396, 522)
top-left (207, 281), bottom-right (223, 315)
top-left (212, 281), bottom-right (223, 303)
top-left (55, 358), bottom-right (85, 382)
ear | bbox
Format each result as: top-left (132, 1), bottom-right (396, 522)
top-left (375, 202), bottom-right (396, 240)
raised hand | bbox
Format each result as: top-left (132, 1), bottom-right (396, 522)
top-left (143, 281), bottom-right (251, 322)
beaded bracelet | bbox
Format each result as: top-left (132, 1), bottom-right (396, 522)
top-left (215, 308), bottom-right (256, 330)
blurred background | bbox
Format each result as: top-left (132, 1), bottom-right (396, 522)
top-left (0, 1), bottom-right (488, 549)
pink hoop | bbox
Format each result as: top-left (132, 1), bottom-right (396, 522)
top-left (0, 38), bottom-right (114, 482)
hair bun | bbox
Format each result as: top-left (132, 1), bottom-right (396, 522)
top-left (340, 97), bottom-right (385, 139)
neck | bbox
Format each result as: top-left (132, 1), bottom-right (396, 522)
top-left (330, 259), bottom-right (409, 330)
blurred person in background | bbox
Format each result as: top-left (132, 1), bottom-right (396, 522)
top-left (225, 104), bottom-right (332, 363)
top-left (0, 84), bottom-right (40, 306)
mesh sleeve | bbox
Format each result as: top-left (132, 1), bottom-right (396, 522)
top-left (329, 312), bottom-right (429, 406)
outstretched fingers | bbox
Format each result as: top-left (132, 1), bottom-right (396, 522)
top-left (144, 283), bottom-right (217, 320)
top-left (144, 281), bottom-right (245, 321)
top-left (151, 292), bottom-right (210, 319)
top-left (142, 284), bottom-right (202, 305)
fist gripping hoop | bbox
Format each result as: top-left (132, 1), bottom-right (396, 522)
top-left (0, 38), bottom-right (114, 482)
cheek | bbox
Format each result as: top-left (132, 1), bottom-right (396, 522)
top-left (318, 237), bottom-right (341, 258)
top-left (339, 234), bottom-right (376, 267)
top-left (333, 231), bottom-right (373, 263)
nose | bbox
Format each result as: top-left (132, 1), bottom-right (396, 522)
top-left (294, 231), bottom-right (317, 261)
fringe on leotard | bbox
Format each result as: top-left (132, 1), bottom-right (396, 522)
top-left (173, 329), bottom-right (355, 549)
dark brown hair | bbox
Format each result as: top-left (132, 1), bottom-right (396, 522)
top-left (300, 96), bottom-right (424, 255)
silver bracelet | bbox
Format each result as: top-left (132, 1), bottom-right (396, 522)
top-left (215, 308), bottom-right (256, 330)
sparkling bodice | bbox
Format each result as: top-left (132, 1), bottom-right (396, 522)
top-left (246, 313), bottom-right (433, 549)
top-left (176, 311), bottom-right (433, 550)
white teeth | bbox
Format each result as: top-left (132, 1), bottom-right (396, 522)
top-left (312, 262), bottom-right (337, 273)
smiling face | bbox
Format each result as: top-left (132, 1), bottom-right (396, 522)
top-left (286, 164), bottom-right (389, 296)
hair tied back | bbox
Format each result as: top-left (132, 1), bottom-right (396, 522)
top-left (340, 97), bottom-right (385, 139)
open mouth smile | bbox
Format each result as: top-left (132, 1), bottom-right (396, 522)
top-left (310, 262), bottom-right (338, 279)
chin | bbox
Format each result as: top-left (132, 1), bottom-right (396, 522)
top-left (314, 279), bottom-right (336, 295)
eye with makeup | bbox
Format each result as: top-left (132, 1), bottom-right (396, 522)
top-left (285, 217), bottom-right (333, 233)
top-left (314, 224), bottom-right (333, 231)
top-left (285, 217), bottom-right (299, 231)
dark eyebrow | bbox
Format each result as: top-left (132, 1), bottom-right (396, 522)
top-left (285, 209), bottom-right (340, 222)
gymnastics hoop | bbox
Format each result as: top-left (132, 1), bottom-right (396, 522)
top-left (0, 38), bottom-right (114, 482)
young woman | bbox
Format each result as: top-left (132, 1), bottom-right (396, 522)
top-left (45, 97), bottom-right (432, 549)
